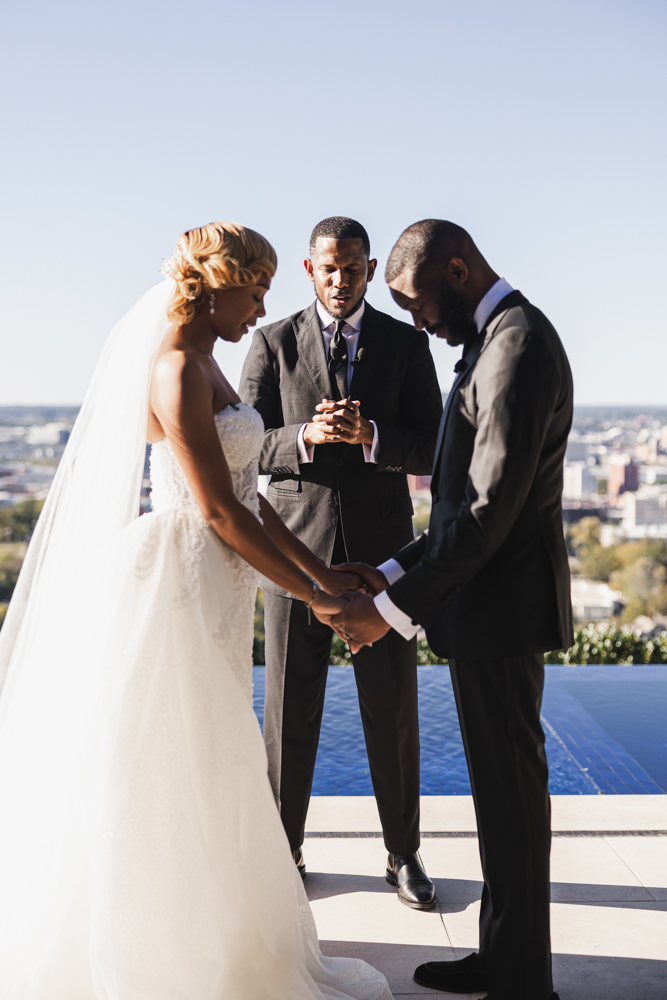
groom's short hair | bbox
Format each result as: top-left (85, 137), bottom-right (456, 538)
top-left (309, 217), bottom-right (371, 257)
top-left (385, 220), bottom-right (473, 282)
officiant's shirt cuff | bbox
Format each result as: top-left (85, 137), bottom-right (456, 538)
top-left (362, 420), bottom-right (379, 463)
top-left (374, 590), bottom-right (420, 641)
top-left (298, 420), bottom-right (378, 464)
top-left (297, 423), bottom-right (315, 464)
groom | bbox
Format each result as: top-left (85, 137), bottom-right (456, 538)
top-left (334, 220), bottom-right (572, 1000)
top-left (240, 216), bottom-right (442, 907)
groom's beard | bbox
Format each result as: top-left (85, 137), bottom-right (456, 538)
top-left (437, 281), bottom-right (478, 347)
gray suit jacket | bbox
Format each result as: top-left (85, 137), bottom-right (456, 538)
top-left (239, 300), bottom-right (443, 596)
top-left (388, 290), bottom-right (574, 659)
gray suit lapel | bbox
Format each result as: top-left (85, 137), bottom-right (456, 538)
top-left (293, 302), bottom-right (331, 400)
top-left (431, 306), bottom-right (512, 479)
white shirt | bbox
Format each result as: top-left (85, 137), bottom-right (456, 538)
top-left (296, 299), bottom-right (379, 464)
top-left (374, 277), bottom-right (515, 640)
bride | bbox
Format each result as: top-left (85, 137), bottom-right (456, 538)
top-left (0, 222), bottom-right (392, 999)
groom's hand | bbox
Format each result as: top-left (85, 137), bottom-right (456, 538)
top-left (332, 591), bottom-right (390, 651)
top-left (332, 562), bottom-right (388, 597)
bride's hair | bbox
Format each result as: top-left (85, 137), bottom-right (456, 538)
top-left (167, 222), bottom-right (277, 325)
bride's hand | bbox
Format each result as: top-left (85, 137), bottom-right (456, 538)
top-left (311, 587), bottom-right (349, 627)
top-left (316, 566), bottom-right (365, 596)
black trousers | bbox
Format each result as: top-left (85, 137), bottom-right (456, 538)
top-left (449, 654), bottom-right (553, 1000)
top-left (263, 590), bottom-right (420, 856)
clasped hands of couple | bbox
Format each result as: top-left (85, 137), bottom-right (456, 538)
top-left (307, 395), bottom-right (391, 652)
top-left (317, 562), bottom-right (390, 653)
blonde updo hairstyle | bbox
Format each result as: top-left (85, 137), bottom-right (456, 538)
top-left (167, 222), bottom-right (277, 326)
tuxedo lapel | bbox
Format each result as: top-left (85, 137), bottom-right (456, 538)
top-left (293, 302), bottom-right (331, 401)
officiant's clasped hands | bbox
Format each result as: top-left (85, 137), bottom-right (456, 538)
top-left (303, 398), bottom-right (375, 448)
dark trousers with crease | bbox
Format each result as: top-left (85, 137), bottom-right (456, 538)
top-left (449, 654), bottom-right (553, 1000)
top-left (263, 584), bottom-right (420, 856)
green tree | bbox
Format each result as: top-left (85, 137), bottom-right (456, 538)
top-left (579, 546), bottom-right (621, 582)
top-left (0, 500), bottom-right (44, 543)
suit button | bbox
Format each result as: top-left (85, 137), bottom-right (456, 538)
top-left (328, 499), bottom-right (338, 508)
top-left (335, 459), bottom-right (343, 468)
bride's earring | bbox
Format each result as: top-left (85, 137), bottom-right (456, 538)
top-left (209, 292), bottom-right (216, 315)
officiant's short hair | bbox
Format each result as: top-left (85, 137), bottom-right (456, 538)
top-left (309, 217), bottom-right (370, 257)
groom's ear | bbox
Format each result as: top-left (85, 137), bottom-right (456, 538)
top-left (445, 256), bottom-right (469, 290)
top-left (366, 258), bottom-right (378, 283)
top-left (304, 258), bottom-right (315, 282)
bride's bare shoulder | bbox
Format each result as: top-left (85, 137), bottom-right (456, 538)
top-left (153, 348), bottom-right (212, 389)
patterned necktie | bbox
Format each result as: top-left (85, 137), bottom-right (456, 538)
top-left (328, 319), bottom-right (348, 400)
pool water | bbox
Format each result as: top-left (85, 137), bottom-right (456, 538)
top-left (252, 665), bottom-right (667, 796)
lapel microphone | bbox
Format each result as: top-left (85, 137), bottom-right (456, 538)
top-left (353, 348), bottom-right (366, 364)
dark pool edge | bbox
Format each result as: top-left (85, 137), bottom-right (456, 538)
top-left (305, 829), bottom-right (667, 839)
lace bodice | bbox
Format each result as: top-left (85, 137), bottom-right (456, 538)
top-left (138, 403), bottom-right (264, 617)
top-left (150, 402), bottom-right (264, 519)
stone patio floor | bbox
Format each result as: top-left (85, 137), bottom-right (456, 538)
top-left (302, 795), bottom-right (667, 999)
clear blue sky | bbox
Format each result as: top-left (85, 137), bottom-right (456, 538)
top-left (1, 0), bottom-right (665, 405)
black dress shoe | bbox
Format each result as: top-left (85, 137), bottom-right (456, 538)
top-left (413, 957), bottom-right (487, 993)
top-left (293, 847), bottom-right (306, 879)
top-left (386, 852), bottom-right (436, 910)
top-left (414, 957), bottom-right (558, 1000)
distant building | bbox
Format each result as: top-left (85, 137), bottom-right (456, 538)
top-left (407, 475), bottom-right (432, 495)
top-left (621, 489), bottom-right (667, 530)
top-left (570, 577), bottom-right (623, 621)
top-left (607, 453), bottom-right (639, 495)
top-left (561, 500), bottom-right (609, 524)
top-left (25, 423), bottom-right (67, 446)
top-left (565, 434), bottom-right (589, 462)
top-left (563, 461), bottom-right (598, 499)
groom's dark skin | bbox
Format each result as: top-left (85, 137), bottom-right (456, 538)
top-left (331, 246), bottom-right (499, 647)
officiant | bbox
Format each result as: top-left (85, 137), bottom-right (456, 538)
top-left (240, 217), bottom-right (442, 907)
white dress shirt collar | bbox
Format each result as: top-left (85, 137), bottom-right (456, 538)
top-left (473, 278), bottom-right (515, 333)
top-left (316, 298), bottom-right (365, 333)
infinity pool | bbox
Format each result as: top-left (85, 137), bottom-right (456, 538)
top-left (252, 665), bottom-right (667, 795)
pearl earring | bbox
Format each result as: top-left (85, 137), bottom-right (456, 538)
top-left (209, 292), bottom-right (216, 315)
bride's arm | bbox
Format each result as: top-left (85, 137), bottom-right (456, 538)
top-left (257, 495), bottom-right (361, 596)
top-left (151, 352), bottom-right (342, 614)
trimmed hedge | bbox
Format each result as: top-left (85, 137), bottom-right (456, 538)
top-left (545, 623), bottom-right (667, 665)
top-left (333, 624), bottom-right (667, 666)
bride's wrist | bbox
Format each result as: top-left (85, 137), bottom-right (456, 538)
top-left (301, 577), bottom-right (318, 606)
top-left (312, 566), bottom-right (333, 591)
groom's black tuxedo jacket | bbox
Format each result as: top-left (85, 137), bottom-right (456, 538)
top-left (388, 290), bottom-right (574, 660)
top-left (240, 300), bottom-right (442, 596)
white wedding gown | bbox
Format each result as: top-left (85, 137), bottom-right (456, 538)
top-left (0, 398), bottom-right (392, 999)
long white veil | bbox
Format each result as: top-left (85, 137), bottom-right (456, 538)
top-left (0, 279), bottom-right (173, 700)
top-left (0, 280), bottom-right (173, 991)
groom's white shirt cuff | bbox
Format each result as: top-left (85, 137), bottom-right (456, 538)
top-left (373, 559), bottom-right (420, 640)
top-left (297, 421), bottom-right (379, 464)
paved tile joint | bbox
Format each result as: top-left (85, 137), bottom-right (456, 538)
top-left (304, 796), bottom-right (667, 999)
